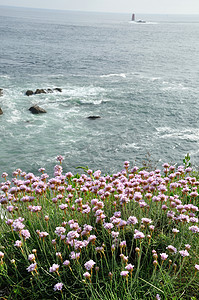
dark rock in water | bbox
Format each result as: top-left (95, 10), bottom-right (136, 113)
top-left (54, 88), bottom-right (62, 92)
top-left (29, 105), bottom-right (47, 114)
top-left (0, 89), bottom-right (3, 96)
top-left (87, 116), bottom-right (101, 120)
top-left (0, 107), bottom-right (3, 115)
top-left (25, 90), bottom-right (34, 96)
top-left (35, 89), bottom-right (46, 95)
top-left (47, 88), bottom-right (53, 93)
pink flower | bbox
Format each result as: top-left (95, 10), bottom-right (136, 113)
top-left (39, 231), bottom-right (49, 238)
top-left (179, 250), bottom-right (189, 257)
top-left (195, 264), bottom-right (199, 271)
top-left (84, 259), bottom-right (96, 270)
top-left (0, 251), bottom-right (4, 259)
top-left (27, 263), bottom-right (37, 272)
top-left (141, 218), bottom-right (152, 225)
top-left (53, 282), bottom-right (63, 291)
top-left (160, 253), bottom-right (168, 261)
top-left (56, 155), bottom-right (64, 163)
top-left (127, 216), bottom-right (138, 225)
top-left (189, 225), bottom-right (199, 233)
top-left (166, 245), bottom-right (177, 254)
top-left (14, 240), bottom-right (22, 247)
top-left (125, 264), bottom-right (134, 272)
top-left (21, 229), bottom-right (31, 240)
top-left (103, 223), bottom-right (114, 230)
top-left (70, 251), bottom-right (80, 260)
top-left (63, 260), bottom-right (70, 266)
top-left (49, 264), bottom-right (59, 273)
top-left (172, 228), bottom-right (179, 234)
top-left (55, 227), bottom-right (66, 237)
top-left (28, 254), bottom-right (35, 261)
top-left (83, 272), bottom-right (91, 279)
top-left (134, 230), bottom-right (145, 240)
top-left (120, 271), bottom-right (129, 277)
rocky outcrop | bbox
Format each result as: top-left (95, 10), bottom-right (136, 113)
top-left (29, 105), bottom-right (47, 114)
top-left (25, 90), bottom-right (34, 96)
top-left (0, 89), bottom-right (3, 96)
top-left (25, 88), bottom-right (62, 96)
top-left (35, 89), bottom-right (46, 95)
top-left (54, 88), bottom-right (62, 92)
top-left (0, 108), bottom-right (3, 115)
top-left (87, 116), bottom-right (101, 120)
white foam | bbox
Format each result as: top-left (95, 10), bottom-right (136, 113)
top-left (100, 73), bottom-right (126, 78)
top-left (128, 21), bottom-right (158, 25)
top-left (62, 85), bottom-right (105, 98)
top-left (122, 143), bottom-right (141, 150)
top-left (157, 127), bottom-right (199, 141)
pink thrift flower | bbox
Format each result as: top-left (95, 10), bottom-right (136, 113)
top-left (27, 263), bottom-right (37, 272)
top-left (14, 240), bottom-right (22, 247)
top-left (28, 254), bottom-right (35, 261)
top-left (166, 245), bottom-right (177, 254)
top-left (84, 259), bottom-right (96, 270)
top-left (189, 225), bottom-right (199, 233)
top-left (160, 253), bottom-right (168, 261)
top-left (21, 229), bottom-right (31, 240)
top-left (134, 230), bottom-right (145, 240)
top-left (49, 264), bottom-right (59, 273)
top-left (125, 264), bottom-right (134, 271)
top-left (63, 260), bottom-right (70, 266)
top-left (120, 271), bottom-right (129, 277)
top-left (127, 216), bottom-right (138, 225)
top-left (55, 227), bottom-right (66, 237)
top-left (83, 272), bottom-right (91, 279)
top-left (141, 218), bottom-right (152, 225)
top-left (53, 282), bottom-right (63, 291)
top-left (195, 264), bottom-right (199, 271)
top-left (179, 250), bottom-right (189, 257)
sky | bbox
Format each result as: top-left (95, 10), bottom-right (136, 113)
top-left (0, 0), bottom-right (199, 14)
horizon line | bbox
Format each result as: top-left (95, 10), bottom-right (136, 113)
top-left (1, 5), bottom-right (199, 15)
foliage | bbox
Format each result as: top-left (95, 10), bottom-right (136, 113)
top-left (0, 156), bottom-right (198, 299)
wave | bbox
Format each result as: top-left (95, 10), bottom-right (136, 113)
top-left (100, 73), bottom-right (126, 78)
top-left (156, 127), bottom-right (199, 141)
top-left (161, 82), bottom-right (190, 91)
top-left (128, 21), bottom-right (158, 25)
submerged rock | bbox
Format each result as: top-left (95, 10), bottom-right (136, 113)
top-left (25, 90), bottom-right (34, 96)
top-left (0, 107), bottom-right (3, 115)
top-left (25, 88), bottom-right (62, 96)
top-left (87, 116), bottom-right (101, 120)
top-left (29, 105), bottom-right (47, 114)
top-left (54, 88), bottom-right (62, 92)
top-left (0, 89), bottom-right (3, 96)
top-left (35, 89), bottom-right (46, 95)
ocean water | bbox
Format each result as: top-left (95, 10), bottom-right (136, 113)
top-left (1, 6), bottom-right (199, 176)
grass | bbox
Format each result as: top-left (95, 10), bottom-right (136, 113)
top-left (0, 156), bottom-right (198, 299)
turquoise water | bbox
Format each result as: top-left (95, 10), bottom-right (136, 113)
top-left (1, 6), bottom-right (199, 176)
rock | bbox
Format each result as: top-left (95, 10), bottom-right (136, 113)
top-left (87, 116), bottom-right (101, 120)
top-left (0, 108), bottom-right (3, 115)
top-left (29, 105), bottom-right (47, 114)
top-left (0, 89), bottom-right (3, 96)
top-left (47, 88), bottom-right (53, 93)
top-left (35, 89), bottom-right (46, 95)
top-left (25, 90), bottom-right (34, 96)
top-left (54, 88), bottom-right (62, 92)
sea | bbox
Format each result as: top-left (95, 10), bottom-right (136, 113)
top-left (1, 6), bottom-right (199, 177)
